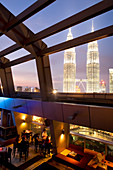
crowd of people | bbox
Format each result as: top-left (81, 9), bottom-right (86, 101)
top-left (33, 129), bottom-right (51, 156)
top-left (13, 128), bottom-right (52, 160)
top-left (13, 133), bottom-right (29, 161)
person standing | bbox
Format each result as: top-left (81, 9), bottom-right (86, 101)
top-left (42, 129), bottom-right (47, 141)
top-left (34, 133), bottom-right (39, 153)
top-left (45, 135), bottom-right (51, 156)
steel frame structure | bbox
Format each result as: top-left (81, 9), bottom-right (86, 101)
top-left (0, 0), bottom-right (113, 102)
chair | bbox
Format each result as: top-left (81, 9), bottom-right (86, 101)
top-left (0, 154), bottom-right (3, 166)
top-left (19, 141), bottom-right (29, 161)
top-left (7, 147), bottom-right (12, 163)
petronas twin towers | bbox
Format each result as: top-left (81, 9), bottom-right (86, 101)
top-left (63, 21), bottom-right (100, 93)
top-left (63, 28), bottom-right (76, 92)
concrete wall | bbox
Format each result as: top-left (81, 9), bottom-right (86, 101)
top-left (0, 97), bottom-right (113, 132)
top-left (50, 120), bottom-right (69, 154)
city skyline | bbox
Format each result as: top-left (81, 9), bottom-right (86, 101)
top-left (0, 0), bottom-right (113, 93)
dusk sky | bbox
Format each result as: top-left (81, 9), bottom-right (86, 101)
top-left (0, 0), bottom-right (113, 92)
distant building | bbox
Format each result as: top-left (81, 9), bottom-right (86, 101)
top-left (34, 87), bottom-right (40, 92)
top-left (76, 79), bottom-right (87, 93)
top-left (63, 28), bottom-right (76, 92)
top-left (99, 80), bottom-right (106, 93)
top-left (86, 21), bottom-right (100, 93)
top-left (31, 87), bottom-right (34, 92)
top-left (17, 86), bottom-right (22, 92)
top-left (24, 86), bottom-right (31, 92)
top-left (109, 69), bottom-right (113, 93)
top-left (75, 86), bottom-right (81, 93)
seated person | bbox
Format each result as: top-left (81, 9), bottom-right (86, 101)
top-left (88, 152), bottom-right (105, 167)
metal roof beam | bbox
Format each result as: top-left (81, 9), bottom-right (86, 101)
top-left (0, 0), bottom-right (113, 58)
top-left (3, 54), bottom-right (35, 68)
top-left (41, 25), bottom-right (113, 56)
top-left (0, 0), bottom-right (113, 57)
top-left (3, 25), bottom-right (113, 68)
top-left (24, 0), bottom-right (113, 45)
top-left (0, 4), bottom-right (47, 58)
top-left (0, 44), bottom-right (21, 58)
top-left (0, 0), bottom-right (56, 33)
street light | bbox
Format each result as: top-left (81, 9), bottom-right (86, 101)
top-left (52, 89), bottom-right (57, 94)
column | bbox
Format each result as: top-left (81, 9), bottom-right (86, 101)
top-left (35, 55), bottom-right (53, 101)
top-left (50, 120), bottom-right (69, 154)
top-left (0, 57), bottom-right (15, 97)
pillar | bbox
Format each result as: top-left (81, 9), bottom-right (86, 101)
top-left (50, 120), bottom-right (69, 154)
top-left (0, 57), bottom-right (15, 97)
top-left (1, 110), bottom-right (7, 127)
top-left (35, 55), bottom-right (53, 101)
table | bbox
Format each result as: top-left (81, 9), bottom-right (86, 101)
top-left (88, 160), bottom-right (108, 169)
top-left (88, 159), bottom-right (98, 168)
top-left (102, 160), bottom-right (113, 168)
top-left (60, 149), bottom-right (71, 156)
top-left (98, 162), bottom-right (107, 170)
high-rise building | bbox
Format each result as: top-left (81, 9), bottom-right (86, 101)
top-left (86, 21), bottom-right (100, 93)
top-left (31, 87), bottom-right (34, 92)
top-left (17, 86), bottom-right (22, 92)
top-left (63, 28), bottom-right (76, 92)
top-left (75, 86), bottom-right (81, 93)
top-left (34, 87), bottom-right (40, 92)
top-left (24, 86), bottom-right (31, 92)
top-left (109, 68), bottom-right (113, 93)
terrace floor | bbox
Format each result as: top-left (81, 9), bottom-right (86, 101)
top-left (0, 143), bottom-right (53, 170)
top-left (0, 144), bottom-right (75, 170)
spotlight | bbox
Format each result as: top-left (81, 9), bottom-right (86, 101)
top-left (68, 112), bottom-right (78, 120)
top-left (52, 89), bottom-right (57, 94)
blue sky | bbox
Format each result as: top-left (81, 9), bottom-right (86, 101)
top-left (0, 0), bottom-right (113, 92)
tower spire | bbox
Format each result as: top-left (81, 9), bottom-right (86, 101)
top-left (69, 27), bottom-right (71, 33)
top-left (67, 27), bottom-right (73, 41)
top-left (92, 20), bottom-right (94, 32)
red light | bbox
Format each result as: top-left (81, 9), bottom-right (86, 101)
top-left (100, 80), bottom-right (106, 85)
top-left (0, 147), bottom-right (3, 151)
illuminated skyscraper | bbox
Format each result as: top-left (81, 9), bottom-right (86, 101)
top-left (109, 69), bottom-right (113, 93)
top-left (63, 28), bottom-right (76, 92)
top-left (86, 21), bottom-right (100, 92)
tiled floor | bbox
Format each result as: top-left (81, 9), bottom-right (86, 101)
top-left (25, 156), bottom-right (52, 170)
top-left (47, 159), bottom-right (75, 170)
top-left (11, 145), bottom-right (41, 167)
